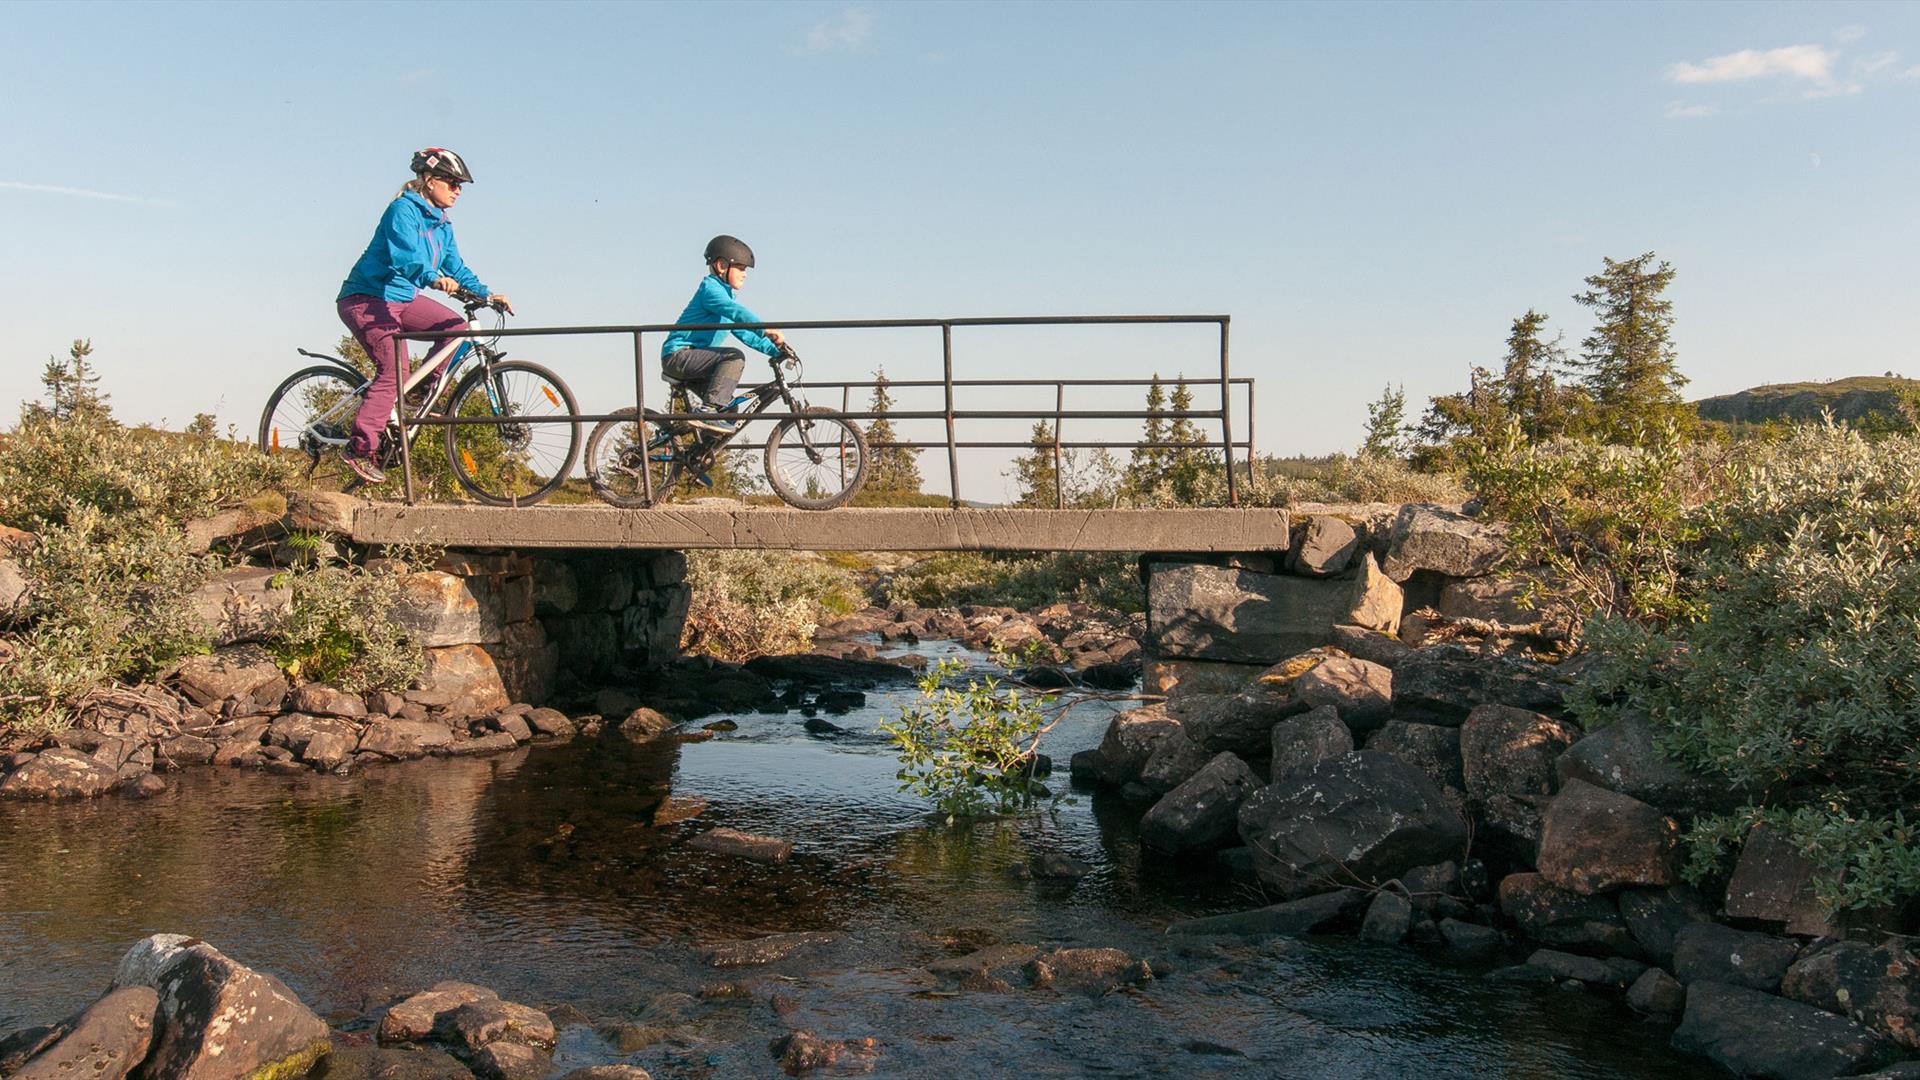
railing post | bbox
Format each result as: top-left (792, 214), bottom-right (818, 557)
top-left (1218, 318), bottom-right (1237, 506)
top-left (1053, 382), bottom-right (1065, 510)
top-left (634, 331), bottom-right (652, 507)
top-left (943, 323), bottom-right (960, 508)
top-left (1245, 379), bottom-right (1256, 480)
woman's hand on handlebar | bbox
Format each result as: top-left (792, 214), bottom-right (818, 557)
top-left (487, 293), bottom-right (515, 315)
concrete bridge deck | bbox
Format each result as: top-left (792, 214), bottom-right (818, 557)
top-left (351, 504), bottom-right (1292, 552)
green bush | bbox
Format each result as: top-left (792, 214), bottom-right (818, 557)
top-left (1559, 422), bottom-right (1920, 912)
top-left (885, 550), bottom-right (1142, 613)
top-left (681, 549), bottom-right (864, 661)
top-left (267, 553), bottom-right (425, 693)
top-left (881, 657), bottom-right (1054, 820)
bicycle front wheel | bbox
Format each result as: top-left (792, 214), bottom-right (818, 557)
top-left (764, 406), bottom-right (868, 510)
top-left (443, 360), bottom-right (580, 506)
top-left (586, 408), bottom-right (683, 508)
top-left (259, 365), bottom-right (366, 483)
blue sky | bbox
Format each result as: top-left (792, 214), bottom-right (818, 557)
top-left (3, 1), bottom-right (1916, 499)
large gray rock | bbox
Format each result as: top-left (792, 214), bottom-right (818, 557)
top-left (1380, 505), bottom-right (1507, 582)
top-left (1179, 666), bottom-right (1308, 757)
top-left (1391, 645), bottom-right (1564, 724)
top-left (173, 646), bottom-right (285, 709)
top-left (1537, 780), bottom-right (1679, 894)
top-left (1724, 824), bottom-right (1837, 934)
top-left (1145, 561), bottom-right (1399, 664)
top-left (1359, 889), bottom-right (1414, 944)
top-left (0, 748), bottom-right (120, 799)
top-left (1138, 727), bottom-right (1212, 794)
top-left (1497, 872), bottom-right (1637, 954)
top-left (1782, 938), bottom-right (1920, 1051)
top-left (1289, 515), bottom-right (1360, 577)
top-left (1672, 923), bottom-right (1800, 993)
top-left (391, 571), bottom-right (509, 647)
top-left (358, 719), bottom-right (455, 760)
top-left (1363, 721), bottom-right (1464, 810)
top-left (413, 645), bottom-right (510, 718)
top-left (1081, 704), bottom-right (1181, 787)
top-left (10, 986), bottom-right (157, 1080)
top-left (1140, 752), bottom-right (1261, 853)
top-left (1555, 713), bottom-right (1734, 812)
top-left (1237, 751), bottom-right (1468, 899)
top-left (1460, 704), bottom-right (1576, 802)
top-left (1616, 885), bottom-right (1713, 966)
top-left (1269, 704), bottom-right (1353, 782)
top-left (1628, 967), bottom-right (1686, 1017)
top-left (283, 490), bottom-right (359, 535)
top-left (1672, 981), bottom-right (1897, 1080)
top-left (1291, 655), bottom-right (1394, 732)
top-left (267, 714), bottom-right (360, 770)
top-left (111, 934), bottom-right (331, 1080)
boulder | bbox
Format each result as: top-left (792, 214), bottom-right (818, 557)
top-left (283, 490), bottom-right (359, 535)
top-left (414, 645), bottom-right (510, 718)
top-left (1237, 751), bottom-right (1468, 898)
top-left (1344, 554), bottom-right (1404, 635)
top-left (1497, 873), bottom-right (1637, 955)
top-left (1327, 624), bottom-right (1412, 669)
top-left (1289, 515), bottom-right (1361, 577)
top-left (468, 1041), bottom-right (551, 1080)
top-left (392, 571), bottom-right (508, 648)
top-left (1290, 655), bottom-right (1394, 732)
top-left (187, 567), bottom-right (292, 645)
top-left (1082, 704), bottom-right (1181, 787)
top-left (174, 646), bottom-right (284, 709)
top-left (1724, 824), bottom-right (1838, 934)
top-left (8, 986), bottom-right (157, 1080)
top-left (1672, 981), bottom-right (1896, 1080)
top-left (1138, 727), bottom-right (1213, 794)
top-left (1380, 505), bottom-right (1507, 582)
top-left (1024, 947), bottom-right (1155, 995)
top-left (1145, 561), bottom-right (1398, 665)
top-left (1269, 704), bottom-right (1353, 782)
top-left (1627, 968), bottom-right (1686, 1017)
top-left (1439, 918), bottom-right (1503, 959)
top-left (1616, 885), bottom-right (1713, 966)
top-left (1165, 888), bottom-right (1369, 937)
top-left (1525, 949), bottom-right (1646, 989)
top-left (290, 683), bottom-right (368, 719)
top-left (556, 1068), bottom-right (654, 1080)
top-left (1671, 923), bottom-right (1800, 993)
top-left (357, 719), bottom-right (454, 760)
top-left (1536, 780), bottom-right (1679, 894)
top-left (111, 934), bottom-right (331, 1080)
top-left (1555, 713), bottom-right (1733, 812)
top-left (433, 998), bottom-right (555, 1053)
top-left (1391, 645), bottom-right (1564, 724)
top-left (1363, 721), bottom-right (1465, 810)
top-left (1460, 704), bottom-right (1577, 802)
top-left (1436, 574), bottom-right (1573, 637)
top-left (617, 707), bottom-right (675, 741)
top-left (1140, 752), bottom-right (1262, 853)
top-left (523, 708), bottom-right (574, 738)
top-left (0, 748), bottom-right (120, 799)
top-left (1359, 890), bottom-right (1414, 944)
top-left (1781, 939), bottom-right (1920, 1050)
top-left (266, 714), bottom-right (360, 770)
top-left (379, 981), bottom-right (501, 1044)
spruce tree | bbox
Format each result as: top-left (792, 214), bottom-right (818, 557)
top-left (1164, 380), bottom-right (1218, 503)
top-left (1010, 420), bottom-right (1061, 507)
top-left (1572, 252), bottom-right (1688, 442)
top-left (1125, 375), bottom-right (1170, 496)
top-left (863, 367), bottom-right (922, 494)
top-left (1360, 383), bottom-right (1408, 458)
top-left (36, 339), bottom-right (111, 424)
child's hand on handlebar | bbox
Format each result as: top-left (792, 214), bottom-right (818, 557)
top-left (765, 329), bottom-right (786, 347)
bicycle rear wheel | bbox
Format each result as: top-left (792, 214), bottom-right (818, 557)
top-left (764, 405), bottom-right (868, 510)
top-left (443, 359), bottom-right (580, 505)
top-left (586, 408), bottom-right (684, 508)
top-left (258, 365), bottom-right (366, 484)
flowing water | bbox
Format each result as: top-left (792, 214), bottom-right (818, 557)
top-left (0, 642), bottom-right (1697, 1078)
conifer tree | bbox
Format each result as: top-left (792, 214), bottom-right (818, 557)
top-left (33, 339), bottom-right (111, 424)
top-left (1009, 420), bottom-right (1060, 507)
top-left (1360, 383), bottom-right (1407, 458)
top-left (1572, 252), bottom-right (1688, 442)
top-left (863, 367), bottom-right (922, 494)
top-left (1164, 380), bottom-right (1218, 503)
top-left (1125, 375), bottom-right (1170, 496)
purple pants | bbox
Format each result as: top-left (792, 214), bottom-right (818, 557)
top-left (336, 293), bottom-right (465, 458)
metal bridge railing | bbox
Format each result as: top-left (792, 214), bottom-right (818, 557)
top-left (403, 314), bottom-right (1248, 508)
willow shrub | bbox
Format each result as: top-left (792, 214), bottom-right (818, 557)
top-left (1489, 421), bottom-right (1920, 912)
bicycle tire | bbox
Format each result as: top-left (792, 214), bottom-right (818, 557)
top-left (443, 359), bottom-right (581, 506)
top-left (258, 365), bottom-right (366, 484)
top-left (586, 408), bottom-right (684, 508)
top-left (764, 405), bottom-right (868, 510)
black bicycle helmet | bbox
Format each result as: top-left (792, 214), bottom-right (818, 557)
top-left (410, 147), bottom-right (474, 183)
top-left (704, 235), bottom-right (755, 268)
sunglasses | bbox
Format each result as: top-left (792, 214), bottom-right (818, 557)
top-left (432, 176), bottom-right (465, 191)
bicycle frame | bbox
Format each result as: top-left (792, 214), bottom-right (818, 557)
top-left (300, 311), bottom-right (493, 451)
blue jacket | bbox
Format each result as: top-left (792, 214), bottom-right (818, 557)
top-left (661, 274), bottom-right (779, 359)
top-left (337, 190), bottom-right (488, 303)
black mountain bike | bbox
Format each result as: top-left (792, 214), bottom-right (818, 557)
top-left (585, 347), bottom-right (868, 510)
top-left (258, 291), bottom-right (580, 505)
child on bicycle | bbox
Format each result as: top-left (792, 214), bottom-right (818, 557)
top-left (661, 235), bottom-right (786, 433)
top-left (334, 147), bottom-right (514, 484)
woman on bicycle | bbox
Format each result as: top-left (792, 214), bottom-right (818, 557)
top-left (334, 147), bottom-right (514, 484)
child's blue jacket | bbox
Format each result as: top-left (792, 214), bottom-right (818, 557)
top-left (661, 274), bottom-right (779, 358)
top-left (337, 191), bottom-right (489, 303)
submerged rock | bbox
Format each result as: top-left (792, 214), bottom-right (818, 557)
top-left (1672, 981), bottom-right (1897, 1080)
top-left (688, 827), bottom-right (793, 864)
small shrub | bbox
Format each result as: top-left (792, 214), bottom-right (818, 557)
top-left (881, 657), bottom-right (1053, 820)
top-left (266, 552), bottom-right (426, 693)
top-left (884, 550), bottom-right (1141, 613)
top-left (681, 550), bottom-right (863, 661)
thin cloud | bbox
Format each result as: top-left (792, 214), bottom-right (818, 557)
top-left (0, 180), bottom-right (175, 206)
top-left (1835, 25), bottom-right (1868, 44)
top-left (1901, 66), bottom-right (1920, 80)
top-left (804, 7), bottom-right (873, 53)
top-left (1665, 101), bottom-right (1719, 119)
top-left (1856, 51), bottom-right (1901, 76)
top-left (1668, 44), bottom-right (1836, 84)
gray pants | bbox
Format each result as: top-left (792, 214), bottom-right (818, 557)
top-left (663, 347), bottom-right (745, 409)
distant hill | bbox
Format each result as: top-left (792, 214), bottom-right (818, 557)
top-left (1694, 375), bottom-right (1920, 426)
